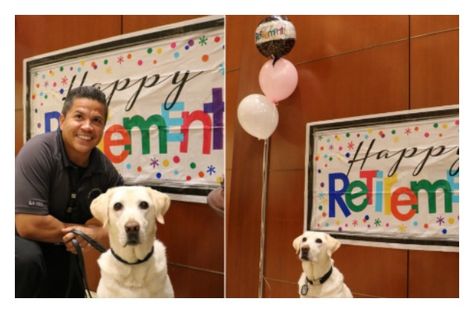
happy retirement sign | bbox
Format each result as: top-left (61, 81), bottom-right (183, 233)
top-left (305, 106), bottom-right (459, 251)
top-left (24, 16), bottom-right (225, 202)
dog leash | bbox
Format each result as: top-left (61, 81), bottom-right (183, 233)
top-left (69, 229), bottom-right (106, 253)
top-left (66, 229), bottom-right (106, 298)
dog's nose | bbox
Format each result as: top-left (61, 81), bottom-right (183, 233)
top-left (125, 221), bottom-right (140, 233)
top-left (301, 246), bottom-right (309, 260)
top-left (125, 221), bottom-right (140, 245)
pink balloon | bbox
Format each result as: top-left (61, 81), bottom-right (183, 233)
top-left (259, 58), bottom-right (298, 102)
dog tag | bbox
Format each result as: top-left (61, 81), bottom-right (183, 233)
top-left (300, 283), bottom-right (309, 296)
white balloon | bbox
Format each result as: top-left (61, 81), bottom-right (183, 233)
top-left (237, 94), bottom-right (279, 140)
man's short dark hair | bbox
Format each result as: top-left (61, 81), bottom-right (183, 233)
top-left (62, 86), bottom-right (108, 119)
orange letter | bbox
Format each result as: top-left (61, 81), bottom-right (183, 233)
top-left (103, 124), bottom-right (130, 163)
top-left (391, 187), bottom-right (417, 221)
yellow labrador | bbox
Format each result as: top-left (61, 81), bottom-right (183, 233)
top-left (293, 231), bottom-right (352, 298)
top-left (91, 186), bottom-right (174, 297)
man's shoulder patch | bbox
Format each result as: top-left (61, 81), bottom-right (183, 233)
top-left (27, 199), bottom-right (47, 209)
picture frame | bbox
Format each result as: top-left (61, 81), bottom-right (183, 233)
top-left (305, 105), bottom-right (459, 251)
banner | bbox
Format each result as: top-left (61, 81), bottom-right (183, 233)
top-left (305, 106), bottom-right (459, 251)
top-left (24, 16), bottom-right (225, 203)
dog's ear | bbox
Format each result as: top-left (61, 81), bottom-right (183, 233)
top-left (292, 234), bottom-right (303, 254)
top-left (325, 233), bottom-right (341, 256)
top-left (90, 189), bottom-right (111, 227)
top-left (147, 188), bottom-right (171, 224)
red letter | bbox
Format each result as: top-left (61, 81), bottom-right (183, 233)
top-left (103, 124), bottom-right (130, 163)
top-left (360, 170), bottom-right (377, 205)
top-left (180, 111), bottom-right (211, 154)
top-left (391, 187), bottom-right (417, 221)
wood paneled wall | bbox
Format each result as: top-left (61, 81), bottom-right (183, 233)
top-left (226, 15), bottom-right (458, 298)
top-left (15, 15), bottom-right (223, 298)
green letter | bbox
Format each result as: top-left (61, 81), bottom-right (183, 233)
top-left (345, 180), bottom-right (368, 212)
top-left (123, 114), bottom-right (168, 155)
top-left (410, 179), bottom-right (452, 213)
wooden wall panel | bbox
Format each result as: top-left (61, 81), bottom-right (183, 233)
top-left (158, 201), bottom-right (223, 271)
top-left (225, 70), bottom-right (239, 229)
top-left (226, 70), bottom-right (239, 172)
top-left (410, 30), bottom-right (459, 108)
top-left (264, 279), bottom-right (299, 298)
top-left (225, 16), bottom-right (243, 258)
top-left (15, 107), bottom-right (23, 155)
top-left (265, 170), bottom-right (305, 282)
top-left (168, 264), bottom-right (224, 298)
top-left (225, 17), bottom-right (246, 271)
top-left (226, 16), bottom-right (246, 71)
top-left (410, 15), bottom-right (459, 36)
top-left (408, 250), bottom-right (459, 297)
top-left (287, 16), bottom-right (408, 64)
top-left (226, 132), bottom-right (264, 297)
top-left (83, 249), bottom-right (102, 292)
top-left (123, 15), bottom-right (203, 33)
top-left (335, 245), bottom-right (408, 297)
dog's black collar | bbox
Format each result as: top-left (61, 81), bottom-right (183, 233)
top-left (306, 266), bottom-right (333, 285)
top-left (111, 246), bottom-right (154, 265)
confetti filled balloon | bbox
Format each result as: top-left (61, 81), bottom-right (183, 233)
top-left (255, 15), bottom-right (296, 60)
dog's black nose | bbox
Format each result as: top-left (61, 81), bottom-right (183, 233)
top-left (125, 221), bottom-right (140, 233)
top-left (125, 221), bottom-right (140, 245)
top-left (301, 246), bottom-right (309, 260)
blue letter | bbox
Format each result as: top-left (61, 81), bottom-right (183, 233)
top-left (447, 170), bottom-right (459, 203)
top-left (161, 102), bottom-right (184, 142)
top-left (328, 172), bottom-right (352, 218)
top-left (44, 111), bottom-right (60, 133)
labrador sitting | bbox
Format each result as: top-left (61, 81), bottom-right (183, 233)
top-left (292, 231), bottom-right (352, 298)
top-left (91, 186), bottom-right (174, 297)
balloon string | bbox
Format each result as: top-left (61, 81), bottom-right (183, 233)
top-left (258, 138), bottom-right (270, 298)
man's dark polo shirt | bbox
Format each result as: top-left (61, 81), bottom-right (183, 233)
top-left (15, 130), bottom-right (123, 224)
